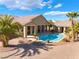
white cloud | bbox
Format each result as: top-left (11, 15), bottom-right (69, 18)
top-left (0, 0), bottom-right (53, 10)
top-left (54, 3), bottom-right (62, 8)
top-left (48, 6), bottom-right (52, 8)
top-left (44, 11), bottom-right (68, 15)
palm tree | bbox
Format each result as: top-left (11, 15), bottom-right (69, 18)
top-left (74, 23), bottom-right (79, 32)
top-left (0, 15), bottom-right (22, 47)
top-left (66, 12), bottom-right (79, 42)
top-left (73, 22), bottom-right (79, 40)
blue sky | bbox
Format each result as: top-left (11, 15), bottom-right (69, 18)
top-left (0, 0), bottom-right (79, 20)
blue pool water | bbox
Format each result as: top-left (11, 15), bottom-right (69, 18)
top-left (39, 33), bottom-right (65, 42)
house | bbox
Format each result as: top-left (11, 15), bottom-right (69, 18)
top-left (14, 15), bottom-right (50, 38)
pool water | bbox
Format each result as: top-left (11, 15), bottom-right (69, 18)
top-left (39, 33), bottom-right (65, 42)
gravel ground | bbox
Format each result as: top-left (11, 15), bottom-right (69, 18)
top-left (0, 38), bottom-right (79, 59)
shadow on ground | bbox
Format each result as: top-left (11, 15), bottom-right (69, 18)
top-left (2, 42), bottom-right (52, 59)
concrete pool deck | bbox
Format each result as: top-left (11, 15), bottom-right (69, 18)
top-left (0, 38), bottom-right (79, 59)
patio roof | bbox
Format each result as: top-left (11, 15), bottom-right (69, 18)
top-left (14, 15), bottom-right (49, 26)
top-left (53, 21), bottom-right (71, 27)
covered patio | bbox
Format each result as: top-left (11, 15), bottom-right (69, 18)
top-left (52, 21), bottom-right (71, 33)
top-left (14, 15), bottom-right (50, 38)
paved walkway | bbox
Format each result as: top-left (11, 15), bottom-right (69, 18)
top-left (0, 41), bottom-right (79, 59)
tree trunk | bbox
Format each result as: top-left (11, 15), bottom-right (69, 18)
top-left (2, 35), bottom-right (9, 47)
top-left (71, 20), bottom-right (75, 42)
top-left (3, 40), bottom-right (8, 47)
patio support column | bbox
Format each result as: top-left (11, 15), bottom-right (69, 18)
top-left (30, 26), bottom-right (33, 35)
top-left (23, 26), bottom-right (27, 38)
top-left (49, 25), bottom-right (50, 31)
top-left (40, 26), bottom-right (42, 33)
top-left (41, 25), bottom-right (43, 32)
top-left (43, 25), bottom-right (45, 32)
top-left (34, 26), bottom-right (37, 35)
top-left (46, 25), bottom-right (47, 31)
top-left (42, 25), bottom-right (44, 32)
top-left (41, 25), bottom-right (42, 32)
top-left (58, 27), bottom-right (60, 32)
top-left (44, 25), bottom-right (46, 32)
top-left (45, 25), bottom-right (46, 31)
top-left (36, 26), bottom-right (38, 34)
top-left (63, 27), bottom-right (66, 33)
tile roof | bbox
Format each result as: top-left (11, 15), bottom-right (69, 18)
top-left (14, 15), bottom-right (49, 26)
top-left (14, 15), bottom-right (39, 25)
top-left (54, 20), bottom-right (71, 27)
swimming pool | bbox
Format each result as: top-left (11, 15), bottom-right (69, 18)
top-left (39, 33), bottom-right (65, 42)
